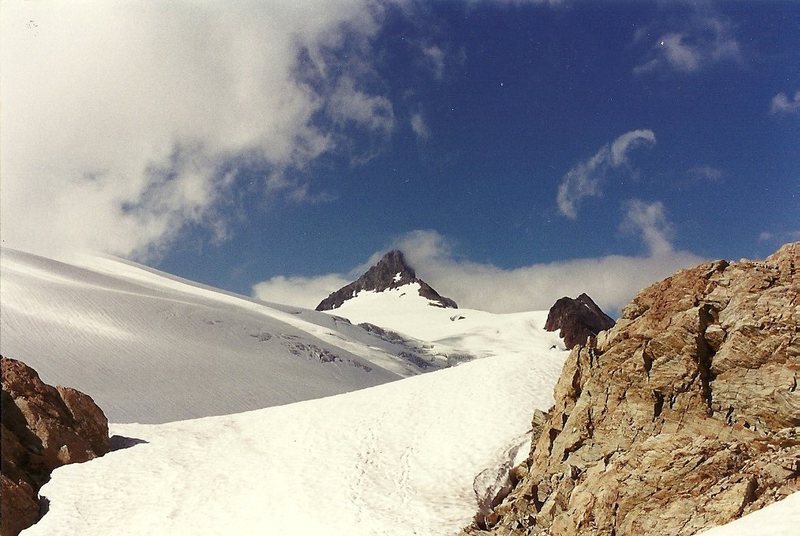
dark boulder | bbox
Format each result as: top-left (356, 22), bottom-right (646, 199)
top-left (544, 293), bottom-right (614, 349)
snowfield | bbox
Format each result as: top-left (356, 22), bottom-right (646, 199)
top-left (24, 349), bottom-right (566, 536)
top-left (695, 492), bottom-right (800, 536)
top-left (319, 284), bottom-right (563, 361)
top-left (0, 248), bottom-right (458, 423)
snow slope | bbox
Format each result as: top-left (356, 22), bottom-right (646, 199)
top-left (23, 348), bottom-right (567, 536)
top-left (319, 283), bottom-right (564, 361)
top-left (695, 492), bottom-right (800, 536)
top-left (0, 248), bottom-right (450, 423)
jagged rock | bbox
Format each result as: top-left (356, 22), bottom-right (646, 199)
top-left (1, 356), bottom-right (109, 536)
top-left (465, 242), bottom-right (800, 536)
top-left (544, 293), bottom-right (615, 349)
top-left (316, 250), bottom-right (457, 311)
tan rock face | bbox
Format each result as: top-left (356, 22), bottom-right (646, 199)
top-left (1, 356), bottom-right (109, 536)
top-left (466, 242), bottom-right (799, 536)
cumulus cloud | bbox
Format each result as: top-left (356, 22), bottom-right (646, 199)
top-left (634, 13), bottom-right (742, 75)
top-left (253, 224), bottom-right (703, 316)
top-left (410, 113), bottom-right (431, 140)
top-left (770, 90), bottom-right (800, 115)
top-left (557, 130), bottom-right (656, 219)
top-left (1, 1), bottom-right (398, 261)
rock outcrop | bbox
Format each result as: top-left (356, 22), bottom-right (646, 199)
top-left (544, 293), bottom-right (615, 349)
top-left (1, 356), bottom-right (110, 536)
top-left (316, 250), bottom-right (457, 311)
top-left (465, 242), bottom-right (799, 536)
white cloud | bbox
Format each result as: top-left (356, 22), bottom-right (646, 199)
top-left (252, 226), bottom-right (703, 316)
top-left (620, 199), bottom-right (673, 257)
top-left (410, 113), bottom-right (431, 140)
top-left (758, 231), bottom-right (774, 242)
top-left (557, 129), bottom-right (656, 219)
top-left (421, 45), bottom-right (446, 80)
top-left (253, 274), bottom-right (351, 309)
top-left (770, 91), bottom-right (800, 115)
top-left (634, 13), bottom-right (742, 75)
top-left (0, 1), bottom-right (398, 261)
top-left (327, 77), bottom-right (395, 134)
top-left (758, 230), bottom-right (800, 243)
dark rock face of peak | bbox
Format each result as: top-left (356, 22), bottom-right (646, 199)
top-left (316, 250), bottom-right (457, 311)
top-left (544, 293), bottom-right (615, 349)
top-left (1, 356), bottom-right (110, 536)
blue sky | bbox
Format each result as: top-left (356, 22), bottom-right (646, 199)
top-left (2, 1), bottom-right (798, 313)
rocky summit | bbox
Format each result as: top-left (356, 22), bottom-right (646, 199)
top-left (316, 250), bottom-right (457, 311)
top-left (1, 356), bottom-right (109, 536)
top-left (544, 293), bottom-right (615, 349)
top-left (465, 242), bottom-right (799, 536)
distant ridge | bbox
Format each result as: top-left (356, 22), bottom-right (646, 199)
top-left (316, 250), bottom-right (457, 311)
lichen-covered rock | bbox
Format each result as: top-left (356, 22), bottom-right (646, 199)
top-left (1, 356), bottom-right (109, 536)
top-left (465, 242), bottom-right (799, 536)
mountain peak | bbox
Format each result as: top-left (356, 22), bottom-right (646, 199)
top-left (367, 250), bottom-right (418, 288)
top-left (544, 293), bottom-right (614, 349)
top-left (316, 250), bottom-right (457, 311)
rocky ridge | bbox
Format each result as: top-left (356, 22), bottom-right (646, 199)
top-left (465, 242), bottom-right (799, 536)
top-left (1, 356), bottom-right (109, 536)
top-left (544, 293), bottom-right (615, 349)
top-left (316, 250), bottom-right (457, 311)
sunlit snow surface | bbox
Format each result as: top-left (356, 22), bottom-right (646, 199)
top-left (0, 249), bottom-right (456, 423)
top-left (323, 284), bottom-right (562, 360)
top-left (25, 350), bottom-right (565, 535)
top-left (4, 249), bottom-right (789, 535)
top-left (3, 247), bottom-right (570, 535)
top-left (695, 492), bottom-right (800, 536)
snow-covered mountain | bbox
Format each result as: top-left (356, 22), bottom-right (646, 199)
top-left (314, 249), bottom-right (564, 363)
top-left (4, 246), bottom-right (795, 536)
top-left (0, 247), bottom-right (564, 425)
top-left (2, 247), bottom-right (570, 535)
top-left (317, 249), bottom-right (458, 311)
top-left (0, 248), bottom-right (457, 424)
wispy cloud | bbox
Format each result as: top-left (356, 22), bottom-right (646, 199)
top-left (620, 199), bottom-right (673, 257)
top-left (758, 230), bottom-right (800, 243)
top-left (770, 90), bottom-right (800, 115)
top-left (421, 45), bottom-right (446, 80)
top-left (253, 274), bottom-right (351, 309)
top-left (687, 165), bottom-right (723, 183)
top-left (327, 77), bottom-right (396, 134)
top-left (265, 173), bottom-right (337, 205)
top-left (410, 113), bottom-right (431, 141)
top-left (252, 226), bottom-right (703, 315)
top-left (557, 130), bottom-right (656, 219)
top-left (0, 2), bottom-right (399, 261)
top-left (634, 11), bottom-right (742, 75)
